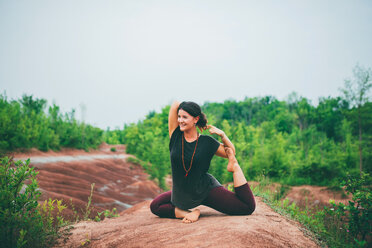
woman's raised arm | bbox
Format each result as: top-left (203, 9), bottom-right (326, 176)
top-left (168, 101), bottom-right (180, 138)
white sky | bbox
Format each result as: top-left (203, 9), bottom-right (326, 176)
top-left (1, 0), bottom-right (371, 129)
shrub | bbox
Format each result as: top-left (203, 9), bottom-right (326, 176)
top-left (0, 157), bottom-right (43, 247)
top-left (325, 172), bottom-right (371, 247)
top-left (38, 198), bottom-right (68, 246)
top-left (0, 157), bottom-right (67, 247)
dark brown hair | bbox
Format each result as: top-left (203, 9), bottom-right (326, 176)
top-left (178, 101), bottom-right (208, 128)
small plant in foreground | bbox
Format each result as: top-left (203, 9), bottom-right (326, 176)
top-left (94, 211), bottom-right (103, 222)
top-left (69, 198), bottom-right (80, 222)
top-left (94, 208), bottom-right (119, 221)
top-left (0, 157), bottom-right (68, 247)
top-left (83, 183), bottom-right (95, 220)
top-left (103, 207), bottom-right (119, 218)
top-left (325, 172), bottom-right (371, 247)
top-left (38, 198), bottom-right (68, 245)
top-left (80, 233), bottom-right (91, 247)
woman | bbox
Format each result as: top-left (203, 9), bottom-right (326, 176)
top-left (150, 101), bottom-right (255, 223)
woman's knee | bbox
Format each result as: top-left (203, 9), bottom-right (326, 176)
top-left (243, 199), bottom-right (256, 215)
top-left (231, 201), bottom-right (256, 216)
top-left (150, 191), bottom-right (172, 216)
top-left (245, 201), bottom-right (256, 215)
top-left (150, 199), bottom-right (159, 216)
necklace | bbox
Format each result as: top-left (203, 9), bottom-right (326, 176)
top-left (181, 133), bottom-right (199, 177)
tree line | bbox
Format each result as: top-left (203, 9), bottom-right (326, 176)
top-left (109, 65), bottom-right (372, 189)
top-left (1, 65), bottom-right (371, 190)
top-left (0, 94), bottom-right (103, 154)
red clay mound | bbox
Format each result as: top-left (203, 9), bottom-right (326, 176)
top-left (13, 145), bottom-right (162, 221)
top-left (57, 198), bottom-right (320, 248)
top-left (285, 185), bottom-right (351, 209)
top-left (37, 159), bottom-right (161, 216)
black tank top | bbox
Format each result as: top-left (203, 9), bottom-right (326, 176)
top-left (169, 126), bottom-right (221, 210)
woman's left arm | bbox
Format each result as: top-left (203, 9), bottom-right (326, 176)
top-left (206, 125), bottom-right (235, 158)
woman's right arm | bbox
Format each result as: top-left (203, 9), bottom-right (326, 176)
top-left (168, 101), bottom-right (180, 138)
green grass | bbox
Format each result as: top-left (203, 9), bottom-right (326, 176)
top-left (252, 174), bottom-right (370, 248)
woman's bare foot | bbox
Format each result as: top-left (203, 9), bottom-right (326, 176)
top-left (182, 209), bottom-right (200, 223)
top-left (175, 207), bottom-right (190, 219)
top-left (225, 147), bottom-right (248, 187)
top-left (225, 147), bottom-right (238, 172)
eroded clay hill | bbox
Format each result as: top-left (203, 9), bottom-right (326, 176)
top-left (57, 199), bottom-right (320, 248)
top-left (13, 144), bottom-right (162, 220)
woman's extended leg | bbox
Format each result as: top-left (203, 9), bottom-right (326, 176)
top-left (202, 148), bottom-right (255, 215)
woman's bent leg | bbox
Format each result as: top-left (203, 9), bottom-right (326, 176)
top-left (202, 184), bottom-right (255, 215)
top-left (203, 147), bottom-right (255, 215)
top-left (150, 191), bottom-right (200, 222)
top-left (150, 191), bottom-right (176, 218)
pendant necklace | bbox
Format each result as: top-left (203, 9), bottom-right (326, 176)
top-left (181, 133), bottom-right (199, 177)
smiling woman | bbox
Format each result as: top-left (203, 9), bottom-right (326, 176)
top-left (150, 101), bottom-right (256, 223)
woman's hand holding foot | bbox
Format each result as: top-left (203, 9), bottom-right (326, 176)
top-left (225, 147), bottom-right (247, 187)
top-left (225, 147), bottom-right (238, 172)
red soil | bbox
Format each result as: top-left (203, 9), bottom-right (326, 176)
top-left (57, 199), bottom-right (319, 248)
top-left (285, 185), bottom-right (352, 209)
top-left (13, 144), bottom-right (162, 221)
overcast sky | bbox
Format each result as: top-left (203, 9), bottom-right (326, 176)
top-left (1, 0), bottom-right (371, 129)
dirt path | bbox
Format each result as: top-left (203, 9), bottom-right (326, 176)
top-left (57, 199), bottom-right (319, 248)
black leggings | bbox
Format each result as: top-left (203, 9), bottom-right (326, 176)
top-left (150, 183), bottom-right (256, 218)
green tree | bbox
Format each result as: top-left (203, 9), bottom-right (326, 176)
top-left (20, 95), bottom-right (47, 116)
top-left (0, 94), bottom-right (103, 152)
top-left (287, 92), bottom-right (314, 131)
top-left (315, 97), bottom-right (347, 141)
top-left (340, 64), bottom-right (372, 174)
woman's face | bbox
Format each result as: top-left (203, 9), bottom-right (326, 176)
top-left (178, 109), bottom-right (199, 132)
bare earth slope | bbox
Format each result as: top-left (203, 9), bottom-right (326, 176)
top-left (13, 144), bottom-right (162, 219)
top-left (11, 146), bottom-right (332, 247)
top-left (58, 199), bottom-right (319, 248)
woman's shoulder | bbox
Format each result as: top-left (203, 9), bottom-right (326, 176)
top-left (171, 125), bottom-right (181, 136)
top-left (170, 126), bottom-right (181, 145)
top-left (199, 134), bottom-right (220, 154)
top-left (200, 134), bottom-right (218, 143)
top-left (169, 126), bottom-right (181, 150)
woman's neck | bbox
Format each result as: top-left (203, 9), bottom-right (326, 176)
top-left (183, 128), bottom-right (198, 142)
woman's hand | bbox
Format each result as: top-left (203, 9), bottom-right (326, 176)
top-left (207, 124), bottom-right (236, 157)
top-left (206, 125), bottom-right (225, 138)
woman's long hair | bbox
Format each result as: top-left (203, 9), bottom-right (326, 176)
top-left (178, 101), bottom-right (208, 129)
